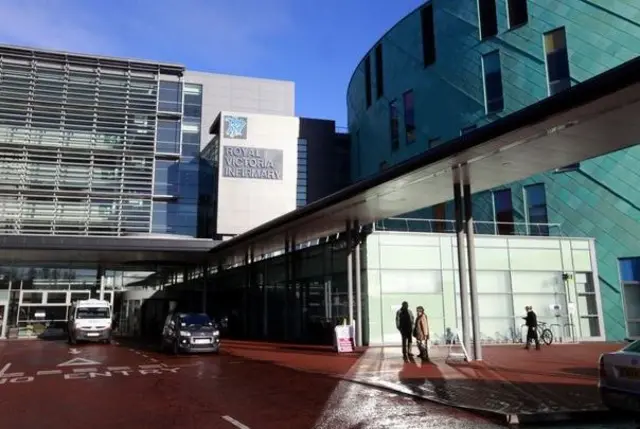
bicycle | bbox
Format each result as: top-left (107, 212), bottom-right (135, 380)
top-left (537, 322), bottom-right (554, 345)
top-left (520, 322), bottom-right (554, 346)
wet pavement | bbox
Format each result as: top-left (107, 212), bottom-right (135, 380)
top-left (0, 339), bottom-right (636, 429)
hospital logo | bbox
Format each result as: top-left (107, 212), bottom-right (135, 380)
top-left (223, 116), bottom-right (248, 140)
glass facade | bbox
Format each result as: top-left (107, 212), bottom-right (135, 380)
top-left (0, 48), bottom-right (173, 235)
top-left (200, 237), bottom-right (363, 344)
top-left (346, 0), bottom-right (640, 340)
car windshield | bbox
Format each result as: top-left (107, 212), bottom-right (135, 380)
top-left (623, 340), bottom-right (640, 353)
top-left (179, 314), bottom-right (212, 327)
top-left (76, 307), bottom-right (110, 319)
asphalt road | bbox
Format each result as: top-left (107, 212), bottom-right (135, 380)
top-left (0, 339), bottom-right (635, 429)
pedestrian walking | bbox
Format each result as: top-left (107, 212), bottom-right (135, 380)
top-left (523, 306), bottom-right (541, 350)
top-left (396, 301), bottom-right (414, 360)
top-left (413, 306), bottom-right (430, 360)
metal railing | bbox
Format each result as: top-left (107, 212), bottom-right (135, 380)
top-left (373, 217), bottom-right (562, 237)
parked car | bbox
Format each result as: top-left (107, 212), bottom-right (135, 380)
top-left (599, 339), bottom-right (640, 414)
top-left (161, 312), bottom-right (220, 354)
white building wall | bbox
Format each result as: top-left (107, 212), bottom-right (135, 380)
top-left (183, 71), bottom-right (295, 150)
top-left (366, 232), bottom-right (604, 346)
top-left (216, 111), bottom-right (299, 236)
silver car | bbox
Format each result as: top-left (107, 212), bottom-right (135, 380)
top-left (599, 340), bottom-right (640, 413)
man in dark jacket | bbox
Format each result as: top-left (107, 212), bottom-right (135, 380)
top-left (396, 301), bottom-right (415, 359)
top-left (523, 306), bottom-right (541, 350)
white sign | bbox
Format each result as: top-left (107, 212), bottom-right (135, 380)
top-left (58, 357), bottom-right (101, 367)
top-left (334, 325), bottom-right (355, 353)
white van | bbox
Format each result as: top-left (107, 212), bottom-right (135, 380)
top-left (67, 299), bottom-right (113, 344)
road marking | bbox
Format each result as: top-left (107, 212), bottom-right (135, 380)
top-left (36, 370), bottom-right (63, 376)
top-left (0, 363), bottom-right (24, 378)
top-left (107, 366), bottom-right (131, 371)
top-left (69, 348), bottom-right (81, 355)
top-left (72, 368), bottom-right (98, 373)
top-left (150, 358), bottom-right (159, 362)
top-left (222, 415), bottom-right (251, 429)
top-left (139, 364), bottom-right (163, 369)
top-left (58, 357), bottom-right (101, 367)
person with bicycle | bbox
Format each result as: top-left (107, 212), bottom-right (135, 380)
top-left (523, 306), bottom-right (541, 350)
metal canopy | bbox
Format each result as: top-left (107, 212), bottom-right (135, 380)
top-left (211, 56), bottom-right (640, 266)
top-left (0, 234), bottom-right (217, 266)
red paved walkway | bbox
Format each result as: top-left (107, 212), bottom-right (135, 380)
top-left (223, 340), bottom-right (624, 419)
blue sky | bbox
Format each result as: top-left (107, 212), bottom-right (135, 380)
top-left (0, 0), bottom-right (425, 127)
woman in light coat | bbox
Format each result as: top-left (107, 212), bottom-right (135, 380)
top-left (413, 306), bottom-right (430, 360)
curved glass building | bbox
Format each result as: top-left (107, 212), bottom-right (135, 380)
top-left (347, 0), bottom-right (640, 340)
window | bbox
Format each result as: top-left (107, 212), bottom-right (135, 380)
top-left (403, 90), bottom-right (416, 144)
top-left (420, 4), bottom-right (436, 66)
top-left (482, 51), bottom-right (504, 114)
top-left (158, 81), bottom-right (182, 113)
top-left (375, 44), bottom-right (384, 99)
top-left (493, 189), bottom-right (514, 235)
top-left (619, 258), bottom-right (640, 337)
top-left (364, 56), bottom-right (372, 108)
top-left (544, 28), bottom-right (571, 95)
top-left (156, 119), bottom-right (181, 153)
top-left (506, 0), bottom-right (528, 28)
top-left (620, 259), bottom-right (640, 283)
top-left (433, 203), bottom-right (447, 232)
top-left (524, 183), bottom-right (549, 236)
top-left (297, 139), bottom-right (308, 207)
top-left (390, 100), bottom-right (399, 150)
top-left (183, 84), bottom-right (202, 118)
top-left (478, 0), bottom-right (498, 39)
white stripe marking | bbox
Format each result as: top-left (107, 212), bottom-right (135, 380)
top-left (107, 366), bottom-right (131, 371)
top-left (222, 415), bottom-right (250, 429)
top-left (139, 364), bottom-right (163, 369)
top-left (37, 370), bottom-right (63, 375)
top-left (0, 372), bottom-right (24, 378)
top-left (73, 367), bottom-right (98, 373)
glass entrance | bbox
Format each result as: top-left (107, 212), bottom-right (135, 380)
top-left (620, 258), bottom-right (640, 338)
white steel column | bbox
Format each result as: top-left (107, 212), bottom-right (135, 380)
top-left (354, 220), bottom-right (363, 347)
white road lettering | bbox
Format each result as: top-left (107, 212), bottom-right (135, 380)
top-left (89, 371), bottom-right (112, 378)
top-left (222, 415), bottom-right (251, 429)
top-left (10, 376), bottom-right (34, 384)
top-left (0, 365), bottom-right (181, 386)
top-left (64, 373), bottom-right (87, 380)
top-left (37, 370), bottom-right (63, 376)
top-left (0, 363), bottom-right (24, 378)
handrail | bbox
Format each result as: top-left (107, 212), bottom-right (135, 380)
top-left (373, 217), bottom-right (562, 237)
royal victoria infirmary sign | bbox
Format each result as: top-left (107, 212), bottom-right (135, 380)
top-left (222, 145), bottom-right (283, 180)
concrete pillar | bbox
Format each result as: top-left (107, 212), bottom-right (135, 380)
top-left (345, 221), bottom-right (354, 325)
top-left (453, 167), bottom-right (472, 356)
top-left (284, 237), bottom-right (290, 341)
top-left (354, 220), bottom-right (363, 347)
top-left (463, 166), bottom-right (482, 361)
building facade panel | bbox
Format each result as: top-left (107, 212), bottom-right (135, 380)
top-left (346, 0), bottom-right (640, 340)
top-left (212, 112), bottom-right (299, 237)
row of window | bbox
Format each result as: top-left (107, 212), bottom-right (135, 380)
top-left (429, 183), bottom-right (549, 236)
top-left (364, 0), bottom-right (527, 109)
top-left (483, 27), bottom-right (571, 114)
top-left (297, 138), bottom-right (308, 207)
top-left (385, 26), bottom-right (571, 151)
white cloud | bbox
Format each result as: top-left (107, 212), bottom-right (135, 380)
top-left (0, 0), bottom-right (294, 70)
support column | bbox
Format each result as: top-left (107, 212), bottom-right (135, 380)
top-left (453, 167), bottom-right (472, 356)
top-left (463, 166), bottom-right (482, 361)
top-left (243, 251), bottom-right (250, 338)
top-left (202, 265), bottom-right (208, 314)
top-left (345, 221), bottom-right (354, 325)
top-left (284, 237), bottom-right (290, 341)
top-left (354, 220), bottom-right (363, 347)
top-left (96, 266), bottom-right (105, 301)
